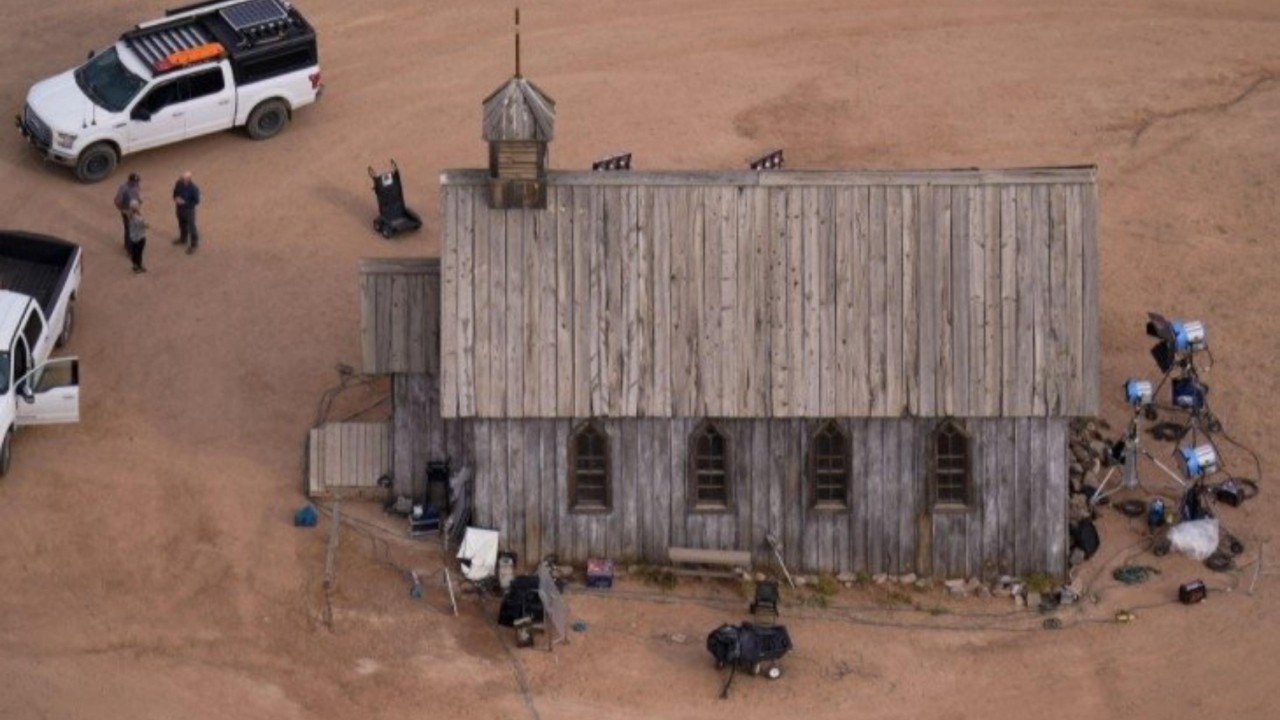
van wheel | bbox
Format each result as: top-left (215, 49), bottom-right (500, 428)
top-left (1, 430), bottom-right (12, 478)
top-left (55, 300), bottom-right (75, 348)
top-left (246, 100), bottom-right (289, 140)
top-left (75, 143), bottom-right (117, 183)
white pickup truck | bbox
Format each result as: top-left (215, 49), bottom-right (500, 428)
top-left (0, 232), bottom-right (82, 477)
top-left (16, 0), bottom-right (322, 183)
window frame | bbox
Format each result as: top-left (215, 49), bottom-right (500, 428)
top-left (810, 419), bottom-right (850, 510)
top-left (688, 420), bottom-right (732, 513)
top-left (184, 68), bottom-right (227, 100)
top-left (567, 419), bottom-right (611, 513)
top-left (930, 419), bottom-right (973, 511)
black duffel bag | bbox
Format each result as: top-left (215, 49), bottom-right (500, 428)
top-left (497, 575), bottom-right (545, 627)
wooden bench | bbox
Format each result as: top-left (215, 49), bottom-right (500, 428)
top-left (668, 547), bottom-right (753, 579)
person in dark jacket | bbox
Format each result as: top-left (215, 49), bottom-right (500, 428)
top-left (113, 173), bottom-right (141, 252)
top-left (172, 171), bottom-right (201, 254)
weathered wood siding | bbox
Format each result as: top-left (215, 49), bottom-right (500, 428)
top-left (439, 168), bottom-right (1099, 419)
top-left (307, 422), bottom-right (393, 497)
top-left (467, 416), bottom-right (1068, 579)
top-left (359, 258), bottom-right (440, 375)
top-left (391, 374), bottom-right (473, 500)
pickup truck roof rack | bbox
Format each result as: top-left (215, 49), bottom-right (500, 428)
top-left (124, 0), bottom-right (313, 75)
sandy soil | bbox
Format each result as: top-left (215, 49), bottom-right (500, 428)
top-left (1, 0), bottom-right (1278, 717)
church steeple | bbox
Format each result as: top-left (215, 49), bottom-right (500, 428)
top-left (481, 8), bottom-right (555, 209)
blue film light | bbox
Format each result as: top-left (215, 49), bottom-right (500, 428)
top-left (1170, 320), bottom-right (1206, 352)
top-left (1180, 444), bottom-right (1219, 478)
top-left (1124, 379), bottom-right (1153, 407)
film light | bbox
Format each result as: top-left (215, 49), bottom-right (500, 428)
top-left (749, 149), bottom-right (784, 170)
top-left (1180, 444), bottom-right (1220, 478)
top-left (1124, 379), bottom-right (1154, 407)
top-left (1170, 320), bottom-right (1207, 353)
top-left (592, 152), bottom-right (632, 171)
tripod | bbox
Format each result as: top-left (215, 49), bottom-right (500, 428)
top-left (1091, 412), bottom-right (1187, 506)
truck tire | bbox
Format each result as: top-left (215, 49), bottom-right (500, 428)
top-left (55, 299), bottom-right (75, 348)
top-left (75, 143), bottom-right (118, 183)
top-left (0, 430), bottom-right (12, 478)
top-left (246, 100), bottom-right (289, 140)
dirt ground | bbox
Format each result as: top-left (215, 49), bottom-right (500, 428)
top-left (1, 0), bottom-right (1278, 717)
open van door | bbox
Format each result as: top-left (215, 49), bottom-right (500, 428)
top-left (14, 357), bottom-right (79, 425)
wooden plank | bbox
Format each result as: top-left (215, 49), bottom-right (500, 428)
top-left (934, 186), bottom-right (953, 417)
top-left (555, 187), bottom-right (575, 416)
top-left (834, 188), bottom-right (854, 416)
top-left (736, 187), bottom-right (757, 415)
top-left (717, 188), bottom-right (738, 417)
top-left (405, 274), bottom-right (425, 376)
top-left (623, 421), bottom-right (640, 559)
top-left (916, 186), bottom-right (936, 416)
top-left (440, 187), bottom-right (458, 417)
top-left (669, 189), bottom-right (693, 415)
top-left (604, 187), bottom-right (625, 416)
top-left (1028, 418), bottom-right (1046, 571)
top-left (1013, 417), bottom-right (1032, 573)
top-left (902, 187), bottom-right (919, 416)
top-left (1049, 184), bottom-right (1068, 415)
top-left (552, 420), bottom-right (569, 560)
top-left (979, 421), bottom-right (999, 579)
top-left (885, 187), bottom-right (904, 417)
top-left (702, 188), bottom-right (724, 416)
top-left (473, 422), bottom-right (492, 529)
top-left (768, 187), bottom-right (790, 415)
top-left (652, 188), bottom-right (673, 416)
top-left (358, 272), bottom-right (375, 373)
top-left (982, 186), bottom-right (1002, 416)
top-left (457, 187), bottom-right (475, 415)
top-left (307, 428), bottom-right (321, 495)
top-left (472, 200), bottom-right (492, 411)
top-left (880, 421), bottom-right (900, 574)
top-left (1046, 419), bottom-right (1068, 576)
top-left (749, 420), bottom-right (768, 565)
top-left (572, 188), bottom-right (591, 417)
top-left (441, 167), bottom-right (1098, 188)
top-left (851, 186), bottom-right (870, 415)
top-left (867, 420), bottom-right (885, 574)
top-left (1015, 186), bottom-right (1034, 417)
top-left (507, 422), bottom-right (526, 560)
top-left (767, 420), bottom-right (785, 565)
top-left (539, 195), bottom-right (561, 418)
top-left (486, 205), bottom-right (507, 416)
top-left (1031, 185), bottom-right (1050, 416)
top-left (994, 419), bottom-right (1013, 575)
top-left (850, 418), bottom-right (867, 573)
top-left (786, 187), bottom-right (804, 417)
top-left (588, 187), bottom-right (608, 415)
top-left (541, 421), bottom-right (557, 560)
top-left (523, 211), bottom-right (541, 417)
top-left (388, 274), bottom-right (407, 376)
top-left (818, 188), bottom-right (836, 417)
top-left (999, 187), bottom-right (1017, 416)
top-left (965, 423), bottom-right (983, 578)
top-left (622, 186), bottom-right (641, 416)
top-left (950, 186), bottom-right (970, 418)
top-left (750, 189), bottom-right (772, 415)
top-left (668, 547), bottom-right (753, 566)
top-left (1065, 185), bottom-right (1084, 415)
top-left (635, 189), bottom-right (654, 418)
top-left (1081, 183), bottom-right (1100, 414)
top-left (897, 419), bottom-right (916, 575)
top-left (869, 186), bottom-right (887, 415)
top-left (322, 425), bottom-right (339, 491)
top-left (783, 420), bottom-right (802, 569)
top-left (506, 211), bottom-right (525, 418)
top-left (669, 418), bottom-right (688, 549)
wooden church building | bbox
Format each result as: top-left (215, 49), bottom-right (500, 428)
top-left (357, 64), bottom-right (1099, 580)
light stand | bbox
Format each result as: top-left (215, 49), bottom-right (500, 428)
top-left (1090, 411), bottom-right (1186, 506)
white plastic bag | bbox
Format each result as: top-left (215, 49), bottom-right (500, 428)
top-left (1167, 518), bottom-right (1219, 561)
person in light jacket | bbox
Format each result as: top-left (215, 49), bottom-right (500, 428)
top-left (127, 200), bottom-right (147, 274)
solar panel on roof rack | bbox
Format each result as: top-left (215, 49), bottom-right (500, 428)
top-left (220, 0), bottom-right (288, 32)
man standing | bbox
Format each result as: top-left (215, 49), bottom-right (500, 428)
top-left (172, 171), bottom-right (201, 254)
top-left (113, 173), bottom-right (141, 252)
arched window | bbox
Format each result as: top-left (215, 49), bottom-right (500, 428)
top-left (690, 422), bottom-right (730, 510)
top-left (569, 421), bottom-right (610, 511)
top-left (932, 420), bottom-right (971, 507)
top-left (812, 421), bottom-right (849, 508)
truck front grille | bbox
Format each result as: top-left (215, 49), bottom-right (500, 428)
top-left (22, 104), bottom-right (52, 147)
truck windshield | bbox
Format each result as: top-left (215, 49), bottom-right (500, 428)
top-left (74, 47), bottom-right (145, 113)
top-left (0, 351), bottom-right (8, 394)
